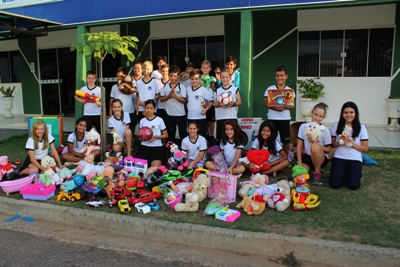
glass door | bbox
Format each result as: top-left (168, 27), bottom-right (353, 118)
top-left (39, 49), bottom-right (61, 115)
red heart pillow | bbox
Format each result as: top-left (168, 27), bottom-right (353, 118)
top-left (246, 149), bottom-right (270, 166)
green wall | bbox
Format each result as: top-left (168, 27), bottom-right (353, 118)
top-left (18, 37), bottom-right (41, 114)
top-left (224, 14), bottom-right (241, 66)
top-left (252, 10), bottom-right (298, 120)
top-left (391, 3), bottom-right (400, 98)
top-left (122, 21), bottom-right (151, 63)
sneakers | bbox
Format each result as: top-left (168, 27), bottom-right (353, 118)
top-left (361, 172), bottom-right (364, 181)
top-left (6, 169), bottom-right (21, 180)
top-left (272, 171), bottom-right (277, 178)
top-left (312, 172), bottom-right (322, 186)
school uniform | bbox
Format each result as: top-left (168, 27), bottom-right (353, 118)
top-left (62, 131), bottom-right (89, 154)
top-left (108, 112), bottom-right (131, 140)
top-left (136, 116), bottom-right (167, 163)
top-left (251, 138), bottom-right (283, 163)
top-left (220, 140), bottom-right (243, 166)
top-left (216, 85), bottom-right (239, 140)
top-left (181, 135), bottom-right (207, 167)
top-left (186, 85), bottom-right (213, 137)
top-left (110, 83), bottom-right (137, 126)
top-left (80, 85), bottom-right (101, 132)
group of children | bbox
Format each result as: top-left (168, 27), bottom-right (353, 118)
top-left (9, 59), bottom-right (368, 192)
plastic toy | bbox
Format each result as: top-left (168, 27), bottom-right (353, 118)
top-left (75, 153), bottom-right (95, 176)
top-left (338, 125), bottom-right (353, 147)
top-left (217, 92), bottom-right (234, 106)
top-left (147, 202), bottom-right (160, 211)
top-left (0, 155), bottom-right (16, 181)
top-left (236, 195), bottom-right (266, 215)
top-left (166, 141), bottom-right (188, 171)
top-left (137, 126), bottom-right (153, 141)
top-left (290, 166), bottom-right (321, 211)
top-left (56, 191), bottom-right (82, 202)
top-left (127, 190), bottom-right (161, 205)
top-left (211, 151), bottom-right (228, 174)
top-left (59, 178), bottom-right (77, 192)
top-left (207, 171), bottom-right (236, 203)
top-left (118, 199), bottom-right (131, 214)
top-left (42, 169), bottom-right (63, 185)
top-left (169, 180), bottom-right (193, 195)
top-left (20, 183), bottom-right (56, 200)
top-left (304, 122), bottom-right (322, 140)
top-left (239, 149), bottom-right (271, 173)
top-left (215, 207), bottom-right (241, 222)
top-left (0, 173), bottom-right (38, 195)
top-left (192, 167), bottom-right (209, 180)
top-left (204, 193), bottom-right (228, 215)
top-left (86, 200), bottom-right (104, 207)
top-left (164, 190), bottom-right (182, 209)
top-left (123, 156), bottom-right (148, 175)
top-left (72, 174), bottom-right (86, 187)
top-left (81, 182), bottom-right (106, 201)
top-left (268, 179), bottom-right (292, 212)
top-left (135, 202), bottom-right (151, 214)
top-left (75, 89), bottom-right (101, 105)
top-left (109, 186), bottom-right (133, 205)
top-left (162, 170), bottom-right (182, 181)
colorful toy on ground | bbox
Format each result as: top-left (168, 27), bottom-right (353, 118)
top-left (291, 166), bottom-right (321, 211)
top-left (81, 182), bottom-right (106, 201)
top-left (204, 193), bottom-right (228, 215)
top-left (166, 141), bottom-right (188, 171)
top-left (236, 195), bottom-right (266, 215)
top-left (86, 200), bottom-right (105, 207)
top-left (239, 149), bottom-right (271, 173)
top-left (123, 156), bottom-right (148, 176)
top-left (118, 199), bottom-right (131, 214)
top-left (127, 190), bottom-right (161, 205)
top-left (215, 207), bottom-right (241, 222)
top-left (207, 171), bottom-right (237, 203)
top-left (147, 202), bottom-right (160, 211)
top-left (0, 173), bottom-right (38, 195)
top-left (164, 190), bottom-right (183, 209)
top-left (0, 155), bottom-right (16, 181)
top-left (238, 173), bottom-right (268, 197)
top-left (267, 179), bottom-right (292, 212)
top-left (56, 167), bottom-right (77, 181)
top-left (56, 191), bottom-right (82, 202)
top-left (75, 89), bottom-right (101, 105)
top-left (59, 177), bottom-right (77, 192)
top-left (135, 202), bottom-right (151, 214)
top-left (174, 193), bottom-right (198, 212)
top-left (20, 183), bottom-right (56, 200)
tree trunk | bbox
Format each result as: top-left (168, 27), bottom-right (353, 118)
top-left (99, 61), bottom-right (107, 161)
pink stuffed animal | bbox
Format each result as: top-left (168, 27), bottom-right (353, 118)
top-left (0, 155), bottom-right (16, 181)
top-left (81, 129), bottom-right (101, 155)
top-left (166, 141), bottom-right (188, 171)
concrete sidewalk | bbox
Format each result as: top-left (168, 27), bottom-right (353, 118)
top-left (0, 197), bottom-right (398, 267)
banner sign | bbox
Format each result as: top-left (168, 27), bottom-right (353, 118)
top-left (0, 0), bottom-right (62, 9)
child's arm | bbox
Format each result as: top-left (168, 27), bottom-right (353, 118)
top-left (67, 142), bottom-right (86, 159)
top-left (269, 150), bottom-right (288, 167)
top-left (74, 94), bottom-right (86, 105)
top-left (296, 139), bottom-right (304, 165)
top-left (50, 143), bottom-right (65, 169)
top-left (148, 129), bottom-right (168, 143)
top-left (201, 100), bottom-right (213, 115)
top-left (28, 150), bottom-right (47, 173)
top-left (227, 148), bottom-right (242, 175)
top-left (231, 90), bottom-right (242, 107)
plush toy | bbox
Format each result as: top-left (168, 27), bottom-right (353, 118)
top-left (174, 193), bottom-right (199, 212)
top-left (56, 167), bottom-right (76, 181)
top-left (267, 179), bottom-right (291, 211)
top-left (239, 149), bottom-right (271, 173)
top-left (166, 141), bottom-right (188, 171)
top-left (81, 129), bottom-right (101, 155)
top-left (304, 122), bottom-right (322, 140)
top-left (185, 174), bottom-right (208, 202)
top-left (118, 74), bottom-right (136, 95)
top-left (105, 150), bottom-right (123, 165)
top-left (0, 155), bottom-right (16, 181)
top-left (43, 169), bottom-right (63, 185)
top-left (338, 125), bottom-right (353, 147)
top-left (41, 155), bottom-right (57, 172)
top-left (238, 173), bottom-right (268, 197)
top-left (112, 131), bottom-right (123, 144)
top-left (236, 195), bottom-right (266, 215)
top-left (59, 177), bottom-right (77, 192)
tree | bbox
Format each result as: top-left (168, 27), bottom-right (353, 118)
top-left (71, 31), bottom-right (139, 160)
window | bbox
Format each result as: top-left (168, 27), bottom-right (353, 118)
top-left (0, 51), bottom-right (21, 83)
top-left (298, 28), bottom-right (394, 77)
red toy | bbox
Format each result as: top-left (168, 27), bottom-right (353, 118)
top-left (242, 149), bottom-right (271, 173)
top-left (127, 190), bottom-right (161, 205)
top-left (75, 90), bottom-right (101, 105)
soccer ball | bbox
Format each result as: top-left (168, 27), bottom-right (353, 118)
top-left (218, 92), bottom-right (234, 106)
top-left (138, 126), bottom-right (153, 141)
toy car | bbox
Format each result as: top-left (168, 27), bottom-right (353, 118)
top-left (86, 200), bottom-right (105, 207)
top-left (127, 190), bottom-right (161, 205)
top-left (147, 202), bottom-right (160, 211)
top-left (81, 183), bottom-right (106, 201)
top-left (56, 191), bottom-right (82, 202)
top-left (109, 185), bottom-right (132, 201)
top-left (134, 202), bottom-right (151, 214)
top-left (118, 199), bottom-right (131, 214)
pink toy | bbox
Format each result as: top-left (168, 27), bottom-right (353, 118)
top-left (207, 171), bottom-right (237, 203)
top-left (20, 183), bottom-right (56, 200)
top-left (0, 173), bottom-right (38, 195)
top-left (123, 156), bottom-right (148, 176)
top-left (164, 190), bottom-right (183, 209)
top-left (0, 155), bottom-right (16, 180)
top-left (166, 141), bottom-right (188, 171)
top-left (215, 207), bottom-right (241, 222)
top-left (137, 126), bottom-right (153, 141)
top-left (80, 129), bottom-right (101, 155)
top-left (212, 152), bottom-right (228, 173)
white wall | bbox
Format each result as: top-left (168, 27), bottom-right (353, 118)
top-left (0, 83), bottom-right (24, 116)
top-left (295, 77), bottom-right (391, 126)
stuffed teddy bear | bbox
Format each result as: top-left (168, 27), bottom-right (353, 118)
top-left (0, 155), bottom-right (16, 181)
top-left (41, 155), bottom-right (57, 172)
top-left (238, 173), bottom-right (268, 197)
top-left (81, 129), bottom-right (101, 155)
top-left (304, 122), bottom-right (322, 140)
top-left (174, 193), bottom-right (199, 212)
top-left (338, 125), bottom-right (353, 147)
top-left (185, 174), bottom-right (208, 203)
top-left (236, 195), bottom-right (266, 215)
top-left (267, 179), bottom-right (291, 212)
top-left (239, 149), bottom-right (271, 173)
top-left (118, 74), bottom-right (136, 95)
top-left (56, 167), bottom-right (76, 181)
top-left (166, 141), bottom-right (188, 171)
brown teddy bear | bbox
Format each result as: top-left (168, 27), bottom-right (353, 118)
top-left (267, 179), bottom-right (291, 212)
top-left (236, 195), bottom-right (266, 215)
top-left (185, 174), bottom-right (208, 202)
top-left (118, 74), bottom-right (136, 95)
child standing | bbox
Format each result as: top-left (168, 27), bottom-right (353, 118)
top-left (15, 119), bottom-right (64, 178)
top-left (297, 102), bottom-right (331, 185)
top-left (136, 99), bottom-right (168, 167)
top-left (156, 64), bottom-right (169, 125)
top-left (200, 60), bottom-right (217, 142)
top-left (216, 56), bottom-right (240, 88)
top-left (329, 102), bottom-right (368, 190)
top-left (215, 69), bottom-right (242, 141)
top-left (160, 65), bottom-right (187, 143)
top-left (206, 120), bottom-right (246, 176)
top-left (75, 70), bottom-right (101, 132)
top-left (181, 61), bottom-right (195, 89)
top-left (136, 61), bottom-right (160, 123)
top-left (186, 69), bottom-right (213, 138)
top-left (151, 55), bottom-right (168, 80)
top-left (108, 99), bottom-right (133, 157)
top-left (246, 120), bottom-right (290, 177)
top-left (109, 67), bottom-right (137, 143)
top-left (263, 66), bottom-right (295, 157)
top-left (181, 122), bottom-right (208, 169)
top-left (61, 117), bottom-right (95, 163)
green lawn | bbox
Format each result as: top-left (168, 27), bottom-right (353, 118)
top-left (1, 134), bottom-right (399, 249)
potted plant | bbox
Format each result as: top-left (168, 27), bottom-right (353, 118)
top-left (0, 86), bottom-right (16, 118)
top-left (384, 95), bottom-right (400, 131)
top-left (296, 78), bottom-right (325, 121)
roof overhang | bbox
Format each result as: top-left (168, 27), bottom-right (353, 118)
top-left (0, 10), bottom-right (61, 41)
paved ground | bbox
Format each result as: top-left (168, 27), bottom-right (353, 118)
top-left (0, 129), bottom-right (26, 139)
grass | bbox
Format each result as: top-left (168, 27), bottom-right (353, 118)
top-left (1, 134), bottom-right (400, 249)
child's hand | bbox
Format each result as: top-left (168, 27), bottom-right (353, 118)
top-left (227, 166), bottom-right (234, 175)
top-left (306, 134), bottom-right (319, 143)
top-left (187, 162), bottom-right (194, 169)
top-left (201, 109), bottom-right (207, 115)
top-left (148, 135), bottom-right (158, 143)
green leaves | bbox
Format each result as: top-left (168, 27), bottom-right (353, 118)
top-left (70, 31), bottom-right (139, 63)
top-left (0, 86), bottom-right (16, 97)
top-left (296, 77), bottom-right (325, 101)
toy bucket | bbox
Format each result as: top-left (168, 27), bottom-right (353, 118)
top-left (164, 191), bottom-right (182, 209)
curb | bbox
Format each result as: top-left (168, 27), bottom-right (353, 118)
top-left (0, 196), bottom-right (399, 267)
